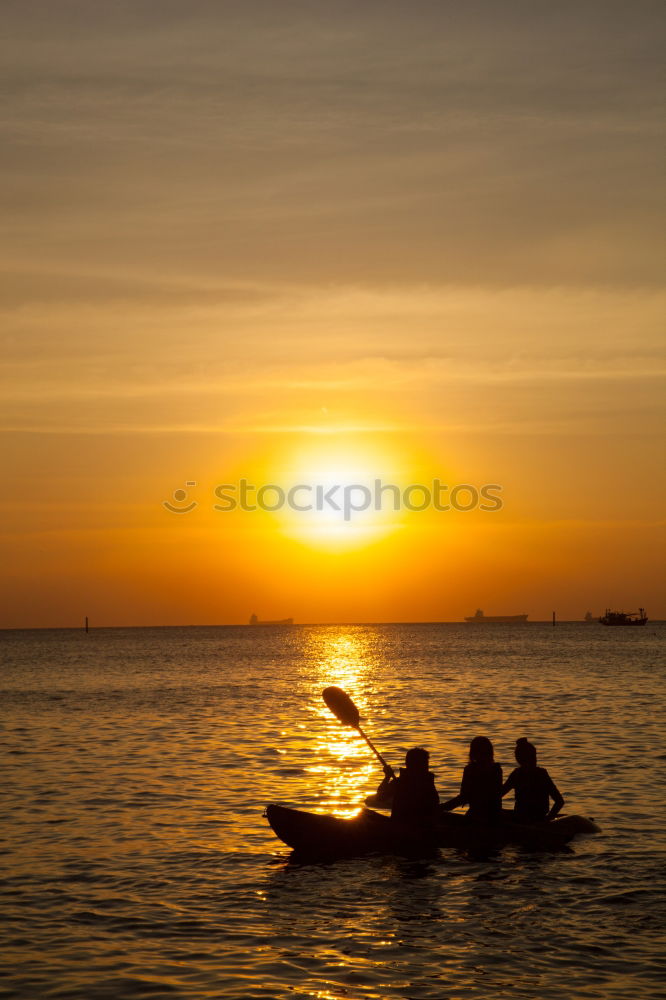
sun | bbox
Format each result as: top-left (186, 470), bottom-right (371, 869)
top-left (275, 441), bottom-right (406, 548)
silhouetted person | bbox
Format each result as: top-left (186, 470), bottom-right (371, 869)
top-left (502, 737), bottom-right (564, 823)
top-left (441, 736), bottom-right (503, 824)
top-left (374, 747), bottom-right (440, 828)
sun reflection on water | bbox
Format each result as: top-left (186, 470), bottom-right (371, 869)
top-left (303, 630), bottom-right (380, 818)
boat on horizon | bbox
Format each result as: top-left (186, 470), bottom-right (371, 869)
top-left (248, 614), bottom-right (294, 626)
top-left (599, 608), bottom-right (648, 627)
top-left (464, 609), bottom-right (528, 623)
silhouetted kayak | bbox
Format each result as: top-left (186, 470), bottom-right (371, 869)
top-left (265, 804), bottom-right (600, 858)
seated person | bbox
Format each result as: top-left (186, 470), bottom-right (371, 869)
top-left (502, 737), bottom-right (564, 823)
top-left (441, 735), bottom-right (503, 824)
top-left (374, 747), bottom-right (440, 828)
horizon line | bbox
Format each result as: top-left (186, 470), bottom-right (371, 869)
top-left (2, 618), bottom-right (663, 631)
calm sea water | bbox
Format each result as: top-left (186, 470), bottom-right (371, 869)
top-left (1, 623), bottom-right (665, 1000)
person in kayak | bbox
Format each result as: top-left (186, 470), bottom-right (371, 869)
top-left (502, 737), bottom-right (564, 823)
top-left (373, 747), bottom-right (440, 827)
top-left (440, 735), bottom-right (503, 824)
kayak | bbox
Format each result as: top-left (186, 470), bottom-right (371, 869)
top-left (265, 804), bottom-right (436, 858)
top-left (265, 803), bottom-right (600, 859)
top-left (436, 809), bottom-right (600, 852)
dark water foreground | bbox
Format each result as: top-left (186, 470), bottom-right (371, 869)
top-left (1, 623), bottom-right (665, 999)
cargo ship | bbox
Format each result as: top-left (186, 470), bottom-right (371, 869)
top-left (464, 609), bottom-right (528, 623)
top-left (599, 608), bottom-right (647, 627)
top-left (248, 614), bottom-right (294, 626)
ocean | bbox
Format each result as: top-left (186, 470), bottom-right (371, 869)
top-left (1, 622), bottom-right (665, 1000)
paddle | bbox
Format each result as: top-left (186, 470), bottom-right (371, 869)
top-left (322, 686), bottom-right (395, 777)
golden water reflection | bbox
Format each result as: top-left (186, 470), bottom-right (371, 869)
top-left (303, 629), bottom-right (380, 818)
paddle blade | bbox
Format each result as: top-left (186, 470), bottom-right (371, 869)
top-left (322, 686), bottom-right (360, 728)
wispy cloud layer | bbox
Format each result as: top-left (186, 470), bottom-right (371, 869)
top-left (2, 1), bottom-right (664, 287)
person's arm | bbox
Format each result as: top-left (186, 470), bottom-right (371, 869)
top-left (441, 769), bottom-right (468, 811)
top-left (375, 763), bottom-right (397, 801)
top-left (440, 794), bottom-right (463, 811)
top-left (426, 775), bottom-right (440, 816)
top-left (545, 772), bottom-right (564, 821)
top-left (502, 769), bottom-right (516, 797)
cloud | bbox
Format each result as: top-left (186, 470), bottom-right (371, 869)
top-left (1, 2), bottom-right (663, 287)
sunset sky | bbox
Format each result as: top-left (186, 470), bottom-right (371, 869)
top-left (2, 1), bottom-right (664, 627)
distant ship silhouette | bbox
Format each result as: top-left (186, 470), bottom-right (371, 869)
top-left (464, 609), bottom-right (528, 623)
top-left (248, 614), bottom-right (294, 626)
top-left (599, 608), bottom-right (647, 627)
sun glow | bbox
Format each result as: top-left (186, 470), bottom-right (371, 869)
top-left (276, 441), bottom-right (407, 548)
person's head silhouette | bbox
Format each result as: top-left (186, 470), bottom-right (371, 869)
top-left (515, 737), bottom-right (537, 767)
top-left (405, 747), bottom-right (430, 772)
top-left (469, 735), bottom-right (494, 765)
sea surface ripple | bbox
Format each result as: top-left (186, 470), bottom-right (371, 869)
top-left (1, 623), bottom-right (665, 999)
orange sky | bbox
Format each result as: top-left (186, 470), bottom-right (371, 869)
top-left (1, 3), bottom-right (664, 627)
